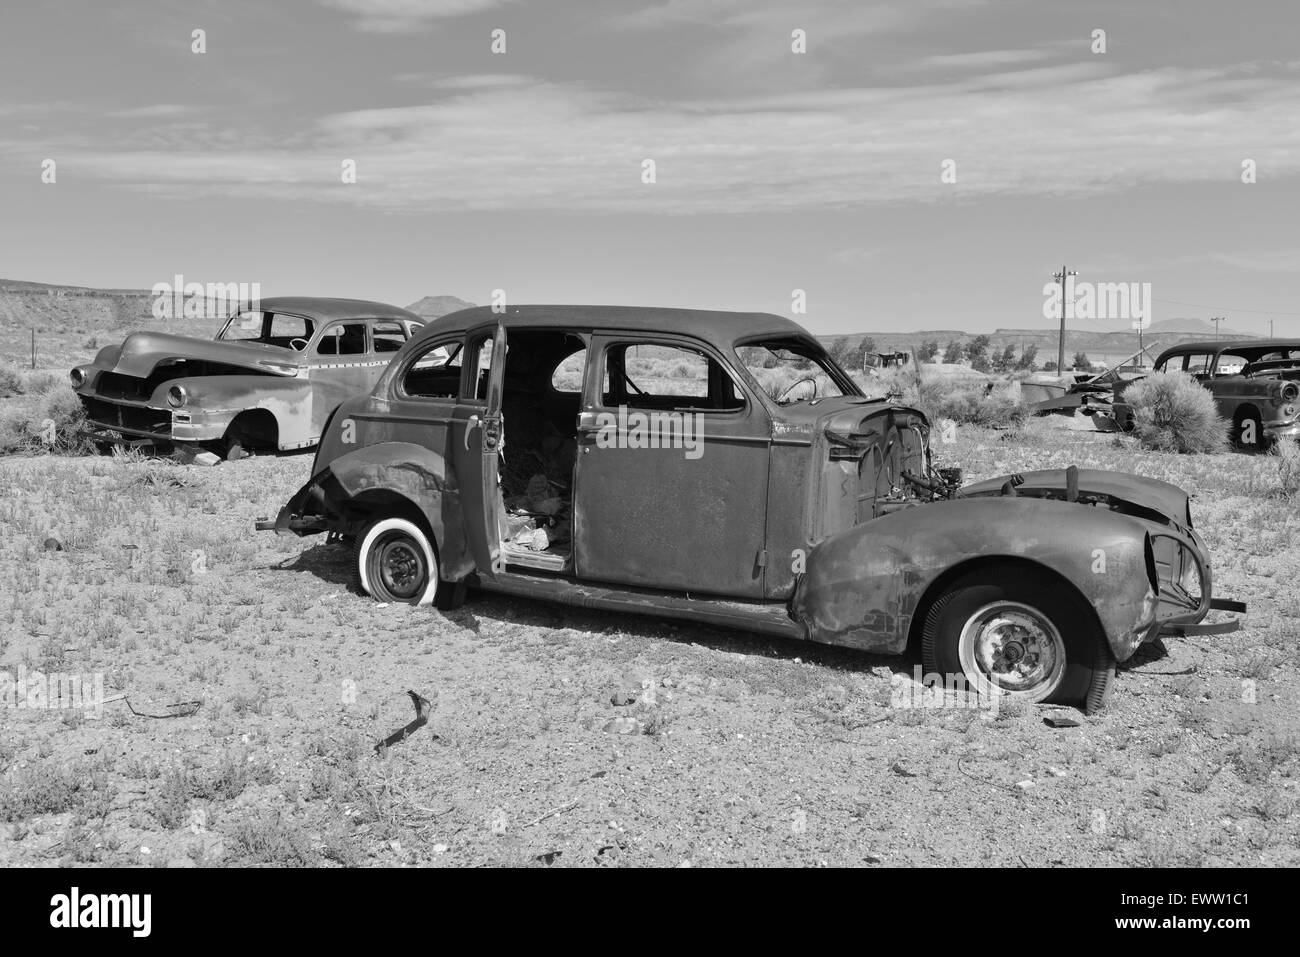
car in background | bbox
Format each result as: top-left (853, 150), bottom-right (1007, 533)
top-left (71, 297), bottom-right (425, 458)
top-left (1112, 339), bottom-right (1300, 449)
top-left (260, 304), bottom-right (1240, 712)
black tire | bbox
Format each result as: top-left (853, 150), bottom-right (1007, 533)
top-left (921, 568), bottom-right (1115, 713)
top-left (354, 517), bottom-right (438, 605)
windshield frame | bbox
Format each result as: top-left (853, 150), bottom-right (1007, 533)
top-left (731, 333), bottom-right (863, 407)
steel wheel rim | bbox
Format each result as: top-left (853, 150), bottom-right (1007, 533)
top-left (374, 534), bottom-right (426, 600)
top-left (957, 601), bottom-right (1066, 699)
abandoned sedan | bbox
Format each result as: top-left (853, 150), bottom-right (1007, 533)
top-left (1112, 339), bottom-right (1300, 449)
top-left (71, 297), bottom-right (425, 457)
top-left (261, 305), bottom-right (1239, 711)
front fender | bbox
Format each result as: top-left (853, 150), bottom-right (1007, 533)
top-left (792, 497), bottom-right (1158, 661)
top-left (273, 442), bottom-right (472, 581)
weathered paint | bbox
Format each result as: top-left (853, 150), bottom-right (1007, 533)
top-left (72, 298), bottom-right (424, 451)
top-left (793, 496), bottom-right (1159, 661)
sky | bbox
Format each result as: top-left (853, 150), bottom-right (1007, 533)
top-left (1, 0), bottom-right (1298, 335)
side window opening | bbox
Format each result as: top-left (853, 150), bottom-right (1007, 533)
top-left (316, 322), bottom-right (368, 356)
top-left (600, 342), bottom-right (744, 412)
top-left (373, 320), bottom-right (408, 353)
top-left (402, 339), bottom-right (463, 398)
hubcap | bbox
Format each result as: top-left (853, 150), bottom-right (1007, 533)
top-left (957, 601), bottom-right (1066, 699)
top-left (376, 536), bottom-right (425, 599)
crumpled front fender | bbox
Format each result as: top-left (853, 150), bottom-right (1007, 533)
top-left (792, 497), bottom-right (1160, 661)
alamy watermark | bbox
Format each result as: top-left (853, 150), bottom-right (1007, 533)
top-left (594, 405), bottom-right (704, 460)
top-left (1043, 277), bottom-right (1153, 330)
top-left (1, 666), bottom-right (105, 719)
top-left (891, 665), bottom-right (1001, 716)
top-left (151, 274), bottom-right (261, 320)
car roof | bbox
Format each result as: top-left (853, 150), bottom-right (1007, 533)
top-left (256, 297), bottom-right (424, 323)
top-left (413, 304), bottom-right (814, 347)
top-left (1158, 338), bottom-right (1300, 357)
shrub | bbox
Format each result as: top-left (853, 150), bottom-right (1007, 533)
top-left (0, 383), bottom-right (95, 455)
top-left (866, 365), bottom-right (1027, 428)
top-left (1271, 439), bottom-right (1300, 497)
top-left (0, 367), bottom-right (22, 398)
top-left (1126, 371), bottom-right (1228, 453)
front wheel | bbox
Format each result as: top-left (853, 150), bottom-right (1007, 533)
top-left (921, 569), bottom-right (1115, 713)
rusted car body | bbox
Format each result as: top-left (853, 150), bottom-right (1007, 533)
top-left (71, 298), bottom-right (425, 456)
top-left (1112, 339), bottom-right (1300, 448)
top-left (261, 305), bottom-right (1240, 711)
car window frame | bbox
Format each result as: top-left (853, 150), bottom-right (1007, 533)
top-left (313, 320), bottom-right (372, 358)
top-left (588, 334), bottom-right (751, 416)
top-left (394, 333), bottom-right (466, 402)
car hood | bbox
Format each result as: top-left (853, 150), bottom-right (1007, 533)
top-left (89, 332), bottom-right (303, 378)
top-left (960, 468), bottom-right (1192, 531)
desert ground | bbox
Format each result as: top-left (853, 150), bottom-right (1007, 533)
top-left (1, 414), bottom-right (1296, 868)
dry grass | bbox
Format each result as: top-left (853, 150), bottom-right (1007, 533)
top-left (0, 418), bottom-right (1295, 866)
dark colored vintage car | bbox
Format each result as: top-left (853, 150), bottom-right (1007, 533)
top-left (261, 305), bottom-right (1241, 711)
top-left (71, 297), bottom-right (425, 457)
top-left (1112, 339), bottom-right (1300, 449)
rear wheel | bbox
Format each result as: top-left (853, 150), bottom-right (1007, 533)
top-left (921, 568), bottom-right (1115, 713)
top-left (353, 516), bottom-right (467, 609)
top-left (355, 517), bottom-right (438, 606)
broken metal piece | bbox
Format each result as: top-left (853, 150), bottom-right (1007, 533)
top-left (374, 689), bottom-right (432, 753)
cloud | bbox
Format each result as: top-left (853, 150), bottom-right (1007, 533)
top-left (19, 61), bottom-right (1300, 214)
top-left (320, 0), bottom-right (515, 32)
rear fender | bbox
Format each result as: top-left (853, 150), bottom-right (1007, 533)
top-left (287, 442), bottom-right (472, 582)
top-left (792, 497), bottom-right (1159, 661)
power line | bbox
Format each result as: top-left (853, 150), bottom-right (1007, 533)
top-left (1153, 297), bottom-right (1300, 318)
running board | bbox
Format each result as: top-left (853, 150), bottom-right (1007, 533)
top-left (476, 570), bottom-right (805, 640)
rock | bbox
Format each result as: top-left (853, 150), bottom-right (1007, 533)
top-left (610, 691), bottom-right (637, 707)
top-left (1043, 713), bottom-right (1083, 729)
top-left (41, 537), bottom-right (63, 551)
top-left (192, 451), bottom-right (221, 467)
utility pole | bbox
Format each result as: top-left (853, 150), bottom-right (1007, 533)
top-left (1210, 316), bottom-right (1225, 341)
top-left (1053, 266), bottom-right (1077, 372)
top-left (1269, 318), bottom-right (1275, 338)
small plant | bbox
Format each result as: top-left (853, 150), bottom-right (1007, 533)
top-left (1125, 371), bottom-right (1229, 453)
top-left (1270, 439), bottom-right (1300, 497)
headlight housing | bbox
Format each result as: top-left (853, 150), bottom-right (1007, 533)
top-left (1280, 382), bottom-right (1299, 403)
top-left (166, 385), bottom-right (188, 408)
top-left (69, 367), bottom-right (86, 389)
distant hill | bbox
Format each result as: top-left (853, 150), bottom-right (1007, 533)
top-left (406, 295), bottom-right (475, 319)
top-left (0, 279), bottom-right (474, 369)
top-left (819, 318), bottom-right (1262, 369)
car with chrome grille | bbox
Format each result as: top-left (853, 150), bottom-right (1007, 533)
top-left (259, 305), bottom-right (1243, 711)
top-left (1111, 339), bottom-right (1300, 450)
top-left (70, 297), bottom-right (424, 458)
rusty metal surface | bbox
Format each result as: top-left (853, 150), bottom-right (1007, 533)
top-left (793, 496), bottom-right (1160, 661)
top-left (72, 299), bottom-right (424, 451)
top-left (264, 303), bottom-right (1226, 677)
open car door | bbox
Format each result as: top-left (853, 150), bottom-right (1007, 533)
top-left (453, 323), bottom-right (507, 577)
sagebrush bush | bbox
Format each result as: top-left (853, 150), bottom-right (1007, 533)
top-left (1271, 439), bottom-right (1300, 497)
top-left (0, 382), bottom-right (94, 455)
top-left (865, 365), bottom-right (1026, 428)
top-left (1126, 371), bottom-right (1228, 453)
top-left (0, 367), bottom-right (22, 397)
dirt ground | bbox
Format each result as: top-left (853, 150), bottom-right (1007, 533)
top-left (0, 418), bottom-right (1297, 867)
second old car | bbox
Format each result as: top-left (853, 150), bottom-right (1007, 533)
top-left (71, 297), bottom-right (426, 458)
top-left (1112, 339), bottom-right (1300, 449)
top-left (262, 305), bottom-right (1243, 711)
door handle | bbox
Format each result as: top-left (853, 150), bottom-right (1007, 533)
top-left (464, 414), bottom-right (481, 450)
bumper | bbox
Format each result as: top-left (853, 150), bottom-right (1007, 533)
top-left (1263, 417), bottom-right (1300, 439)
top-left (79, 395), bottom-right (234, 443)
